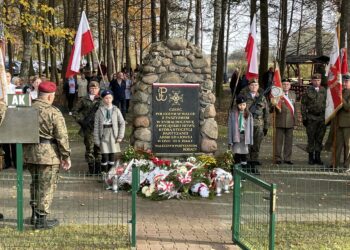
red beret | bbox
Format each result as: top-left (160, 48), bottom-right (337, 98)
top-left (38, 81), bottom-right (57, 93)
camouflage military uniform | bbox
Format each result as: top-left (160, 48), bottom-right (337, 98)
top-left (23, 99), bottom-right (70, 215)
top-left (301, 86), bottom-right (326, 160)
top-left (245, 92), bottom-right (269, 162)
top-left (73, 95), bottom-right (102, 173)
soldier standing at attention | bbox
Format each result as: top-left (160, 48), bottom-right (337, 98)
top-left (245, 78), bottom-right (269, 173)
top-left (23, 81), bottom-right (71, 230)
top-left (301, 74), bottom-right (326, 165)
top-left (335, 74), bottom-right (350, 172)
top-left (73, 81), bottom-right (102, 175)
top-left (274, 79), bottom-right (296, 164)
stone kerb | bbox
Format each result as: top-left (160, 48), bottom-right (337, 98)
top-left (131, 37), bottom-right (218, 154)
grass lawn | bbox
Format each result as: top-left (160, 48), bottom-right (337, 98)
top-left (238, 222), bottom-right (350, 250)
top-left (0, 225), bottom-right (130, 249)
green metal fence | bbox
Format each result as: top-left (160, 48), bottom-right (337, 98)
top-left (233, 165), bottom-right (277, 250)
top-left (0, 164), bottom-right (139, 249)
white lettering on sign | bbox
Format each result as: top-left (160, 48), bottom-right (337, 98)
top-left (11, 95), bottom-right (26, 106)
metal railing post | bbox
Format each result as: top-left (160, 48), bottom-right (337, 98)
top-left (269, 183), bottom-right (277, 250)
top-left (131, 165), bottom-right (139, 248)
top-left (232, 164), bottom-right (241, 243)
top-left (16, 143), bottom-right (24, 231)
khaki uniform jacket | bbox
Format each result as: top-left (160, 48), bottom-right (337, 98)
top-left (93, 105), bottom-right (126, 145)
top-left (301, 86), bottom-right (326, 121)
top-left (338, 89), bottom-right (350, 127)
top-left (23, 99), bottom-right (71, 165)
top-left (275, 91), bottom-right (297, 128)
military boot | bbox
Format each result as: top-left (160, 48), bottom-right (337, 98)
top-left (0, 213), bottom-right (3, 220)
top-left (94, 162), bottom-right (101, 175)
top-left (314, 151), bottom-right (323, 165)
top-left (88, 163), bottom-right (95, 176)
top-left (308, 152), bottom-right (315, 165)
top-left (30, 205), bottom-right (36, 225)
top-left (35, 213), bottom-right (59, 230)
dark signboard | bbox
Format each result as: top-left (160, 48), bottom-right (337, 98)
top-left (152, 83), bottom-right (200, 154)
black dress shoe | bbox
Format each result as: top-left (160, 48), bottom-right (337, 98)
top-left (284, 161), bottom-right (293, 165)
top-left (275, 161), bottom-right (282, 164)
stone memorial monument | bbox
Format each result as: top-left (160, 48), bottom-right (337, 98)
top-left (131, 38), bottom-right (218, 154)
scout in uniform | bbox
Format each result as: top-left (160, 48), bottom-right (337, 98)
top-left (73, 81), bottom-right (102, 175)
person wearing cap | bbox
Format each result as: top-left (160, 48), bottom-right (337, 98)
top-left (334, 74), bottom-right (350, 172)
top-left (23, 81), bottom-right (71, 230)
top-left (228, 95), bottom-right (254, 173)
top-left (301, 73), bottom-right (326, 165)
top-left (73, 80), bottom-right (103, 175)
top-left (245, 78), bottom-right (269, 168)
top-left (274, 79), bottom-right (296, 165)
top-left (94, 90), bottom-right (125, 172)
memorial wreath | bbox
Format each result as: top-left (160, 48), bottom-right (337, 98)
top-left (102, 146), bottom-right (236, 200)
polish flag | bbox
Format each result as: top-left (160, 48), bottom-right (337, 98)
top-left (325, 32), bottom-right (343, 124)
top-left (245, 14), bottom-right (259, 80)
top-left (341, 32), bottom-right (348, 75)
top-left (66, 11), bottom-right (95, 78)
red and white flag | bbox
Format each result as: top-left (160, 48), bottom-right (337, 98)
top-left (245, 14), bottom-right (259, 80)
top-left (66, 11), bottom-right (95, 78)
top-left (325, 32), bottom-right (342, 124)
top-left (341, 32), bottom-right (348, 75)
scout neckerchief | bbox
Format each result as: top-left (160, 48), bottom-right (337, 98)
top-left (238, 111), bottom-right (244, 132)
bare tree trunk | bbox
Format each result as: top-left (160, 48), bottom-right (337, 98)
top-left (140, 0), bottom-right (144, 63)
top-left (106, 0), bottom-right (112, 78)
top-left (279, 0), bottom-right (287, 77)
top-left (185, 0), bottom-right (192, 41)
top-left (36, 32), bottom-right (42, 76)
top-left (124, 0), bottom-right (131, 74)
top-left (42, 33), bottom-right (49, 78)
top-left (195, 0), bottom-right (201, 46)
top-left (61, 0), bottom-right (78, 79)
top-left (340, 0), bottom-right (349, 48)
top-left (210, 0), bottom-right (222, 90)
top-left (259, 0), bottom-right (269, 85)
top-left (224, 0), bottom-right (231, 78)
top-left (159, 0), bottom-right (169, 41)
top-left (315, 0), bottom-right (323, 56)
top-left (215, 0), bottom-right (227, 107)
top-left (296, 0), bottom-right (304, 55)
top-left (20, 0), bottom-right (38, 80)
top-left (250, 0), bottom-right (257, 22)
top-left (49, 0), bottom-right (58, 83)
top-left (151, 0), bottom-right (157, 43)
top-left (279, 0), bottom-right (295, 78)
top-left (4, 0), bottom-right (13, 75)
top-left (98, 0), bottom-right (102, 60)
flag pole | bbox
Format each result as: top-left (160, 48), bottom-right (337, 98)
top-left (93, 49), bottom-right (107, 84)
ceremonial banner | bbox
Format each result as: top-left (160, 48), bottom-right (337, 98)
top-left (325, 32), bottom-right (342, 124)
top-left (270, 64), bottom-right (283, 110)
top-left (245, 14), bottom-right (259, 80)
top-left (66, 11), bottom-right (95, 78)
